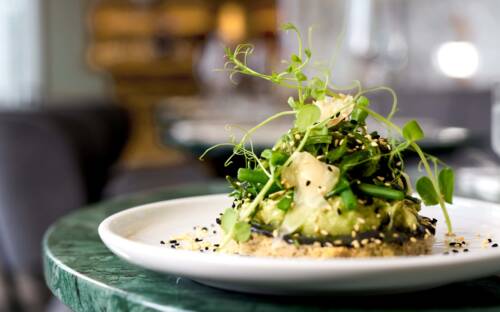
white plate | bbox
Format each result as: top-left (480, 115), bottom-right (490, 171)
top-left (98, 194), bottom-right (500, 294)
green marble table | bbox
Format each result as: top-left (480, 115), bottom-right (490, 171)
top-left (44, 182), bottom-right (500, 312)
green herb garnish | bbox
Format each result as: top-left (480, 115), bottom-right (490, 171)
top-left (203, 23), bottom-right (455, 246)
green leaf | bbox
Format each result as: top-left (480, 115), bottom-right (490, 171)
top-left (233, 221), bottom-right (251, 242)
top-left (270, 72), bottom-right (280, 83)
top-left (237, 168), bottom-right (269, 184)
top-left (270, 151), bottom-right (289, 166)
top-left (416, 177), bottom-right (439, 205)
top-left (304, 48), bottom-right (312, 58)
top-left (220, 208), bottom-right (237, 233)
top-left (439, 167), bottom-right (454, 204)
top-left (295, 104), bottom-right (320, 131)
top-left (281, 22), bottom-right (298, 32)
top-left (311, 88), bottom-right (325, 100)
top-left (295, 72), bottom-right (307, 81)
top-left (287, 96), bottom-right (297, 109)
top-left (356, 96), bottom-right (369, 106)
top-left (402, 120), bottom-right (424, 142)
top-left (260, 149), bottom-right (272, 159)
top-left (291, 54), bottom-right (302, 63)
top-left (277, 193), bottom-right (293, 212)
top-left (351, 96), bottom-right (370, 123)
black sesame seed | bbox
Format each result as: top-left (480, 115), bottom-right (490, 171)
top-left (205, 247), bottom-right (209, 251)
top-left (328, 166), bottom-right (333, 172)
top-left (169, 240), bottom-right (177, 244)
top-left (214, 244), bottom-right (220, 247)
top-left (202, 227), bottom-right (208, 231)
top-left (461, 241), bottom-right (466, 245)
top-left (170, 245), bottom-right (176, 249)
top-left (306, 180), bottom-right (311, 186)
top-left (464, 249), bottom-right (469, 252)
top-left (195, 238), bottom-right (203, 242)
top-left (160, 241), bottom-right (165, 245)
top-left (213, 230), bottom-right (217, 234)
top-left (452, 249), bottom-right (459, 253)
top-left (337, 209), bottom-right (342, 215)
top-left (216, 218), bottom-right (221, 225)
top-left (492, 243), bottom-right (498, 248)
top-left (231, 203), bottom-right (236, 208)
top-left (488, 238), bottom-right (492, 243)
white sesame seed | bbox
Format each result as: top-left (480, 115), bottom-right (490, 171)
top-left (351, 240), bottom-right (361, 248)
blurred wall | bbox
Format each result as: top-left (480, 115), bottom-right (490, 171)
top-left (43, 0), bottom-right (109, 102)
top-left (0, 0), bottom-right (43, 106)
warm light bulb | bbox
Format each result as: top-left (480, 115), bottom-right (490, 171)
top-left (217, 3), bottom-right (246, 44)
top-left (434, 41), bottom-right (479, 79)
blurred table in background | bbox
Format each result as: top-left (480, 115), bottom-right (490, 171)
top-left (157, 90), bottom-right (499, 186)
top-left (85, 0), bottom-right (278, 168)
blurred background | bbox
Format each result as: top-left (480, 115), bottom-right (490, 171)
top-left (1, 0), bottom-right (500, 311)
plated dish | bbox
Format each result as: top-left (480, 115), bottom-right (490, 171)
top-left (98, 194), bottom-right (500, 294)
top-left (98, 23), bottom-right (500, 294)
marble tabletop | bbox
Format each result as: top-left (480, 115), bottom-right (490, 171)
top-left (44, 182), bottom-right (500, 312)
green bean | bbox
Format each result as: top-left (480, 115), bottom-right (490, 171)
top-left (357, 183), bottom-right (405, 200)
top-left (340, 188), bottom-right (357, 210)
top-left (326, 139), bottom-right (348, 162)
